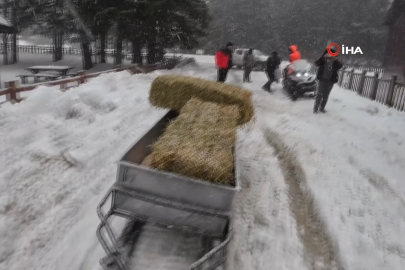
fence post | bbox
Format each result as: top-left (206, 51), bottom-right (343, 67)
top-left (385, 74), bottom-right (397, 107)
top-left (357, 70), bottom-right (367, 96)
top-left (60, 81), bottom-right (67, 91)
top-left (370, 72), bottom-right (379, 100)
top-left (78, 71), bottom-right (86, 84)
top-left (347, 68), bottom-right (355, 90)
top-left (5, 80), bottom-right (20, 103)
top-left (338, 70), bottom-right (344, 86)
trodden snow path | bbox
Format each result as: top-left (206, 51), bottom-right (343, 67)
top-left (0, 56), bottom-right (404, 270)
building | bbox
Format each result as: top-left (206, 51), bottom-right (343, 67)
top-left (0, 14), bottom-right (13, 34)
top-left (0, 14), bottom-right (15, 65)
top-left (384, 0), bottom-right (405, 80)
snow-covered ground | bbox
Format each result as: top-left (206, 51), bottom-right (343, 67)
top-left (1, 55), bottom-right (405, 270)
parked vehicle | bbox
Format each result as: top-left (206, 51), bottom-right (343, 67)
top-left (232, 48), bottom-right (268, 71)
top-left (282, 59), bottom-right (317, 100)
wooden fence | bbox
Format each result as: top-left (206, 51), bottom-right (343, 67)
top-left (0, 57), bottom-right (181, 104)
top-left (0, 45), bottom-right (137, 60)
top-left (337, 68), bottom-right (405, 112)
top-left (311, 64), bottom-right (385, 79)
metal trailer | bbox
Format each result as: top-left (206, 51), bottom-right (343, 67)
top-left (96, 110), bottom-right (240, 270)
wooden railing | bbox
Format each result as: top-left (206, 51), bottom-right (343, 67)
top-left (311, 65), bottom-right (385, 79)
top-left (0, 44), bottom-right (142, 60)
top-left (0, 56), bottom-right (181, 104)
top-left (338, 68), bottom-right (405, 112)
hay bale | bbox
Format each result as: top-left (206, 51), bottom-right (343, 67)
top-left (141, 153), bottom-right (154, 167)
top-left (150, 98), bottom-right (238, 185)
top-left (149, 75), bottom-right (254, 125)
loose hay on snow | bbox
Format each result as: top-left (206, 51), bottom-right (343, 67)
top-left (150, 98), bottom-right (238, 186)
top-left (149, 75), bottom-right (254, 125)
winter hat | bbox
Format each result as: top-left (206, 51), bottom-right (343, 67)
top-left (324, 44), bottom-right (337, 53)
top-left (226, 42), bottom-right (234, 47)
top-left (272, 51), bottom-right (278, 56)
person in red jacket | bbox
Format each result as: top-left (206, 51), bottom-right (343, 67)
top-left (215, 42), bottom-right (234, 82)
top-left (289, 45), bottom-right (301, 63)
top-left (284, 45), bottom-right (302, 77)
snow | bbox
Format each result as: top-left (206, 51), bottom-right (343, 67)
top-left (1, 54), bottom-right (405, 270)
top-left (18, 40), bottom-right (32, 46)
top-left (353, 70), bottom-right (377, 76)
top-left (241, 71), bottom-right (405, 270)
top-left (0, 70), bottom-right (168, 269)
top-left (26, 66), bottom-right (74, 69)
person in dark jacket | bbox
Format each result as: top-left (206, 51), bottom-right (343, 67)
top-left (215, 42), bottom-right (234, 82)
top-left (262, 51), bottom-right (281, 92)
top-left (313, 47), bottom-right (343, 113)
top-left (243, 48), bottom-right (255, 83)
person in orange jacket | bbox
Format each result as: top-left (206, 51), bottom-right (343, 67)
top-left (215, 42), bottom-right (234, 82)
top-left (289, 45), bottom-right (301, 63)
top-left (284, 45), bottom-right (302, 77)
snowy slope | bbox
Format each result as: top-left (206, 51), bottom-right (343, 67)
top-left (0, 70), bottom-right (168, 270)
top-left (242, 71), bottom-right (405, 270)
top-left (1, 55), bottom-right (405, 270)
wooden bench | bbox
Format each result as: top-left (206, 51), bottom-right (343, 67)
top-left (17, 73), bottom-right (60, 84)
top-left (65, 70), bottom-right (87, 77)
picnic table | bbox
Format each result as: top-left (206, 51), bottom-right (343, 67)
top-left (17, 74), bottom-right (61, 84)
top-left (25, 66), bottom-right (75, 77)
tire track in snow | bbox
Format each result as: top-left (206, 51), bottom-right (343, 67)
top-left (263, 129), bottom-right (342, 270)
top-left (226, 121), bottom-right (307, 270)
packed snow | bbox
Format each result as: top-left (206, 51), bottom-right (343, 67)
top-left (0, 54), bottom-right (405, 270)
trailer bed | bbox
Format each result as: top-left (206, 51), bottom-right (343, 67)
top-left (128, 225), bottom-right (204, 269)
top-left (97, 110), bottom-right (236, 270)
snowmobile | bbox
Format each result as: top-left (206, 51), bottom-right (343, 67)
top-left (282, 59), bottom-right (317, 100)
